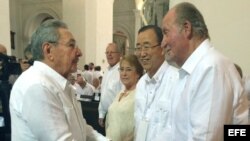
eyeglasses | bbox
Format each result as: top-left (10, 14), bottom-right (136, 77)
top-left (134, 43), bottom-right (160, 53)
top-left (105, 51), bottom-right (120, 55)
top-left (49, 41), bottom-right (78, 48)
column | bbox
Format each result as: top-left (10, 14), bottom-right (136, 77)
top-left (133, 9), bottom-right (142, 48)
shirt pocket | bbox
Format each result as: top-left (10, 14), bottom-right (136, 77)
top-left (154, 100), bottom-right (170, 126)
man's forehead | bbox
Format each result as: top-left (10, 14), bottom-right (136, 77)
top-left (107, 44), bottom-right (117, 50)
top-left (137, 31), bottom-right (157, 44)
top-left (58, 28), bottom-right (75, 40)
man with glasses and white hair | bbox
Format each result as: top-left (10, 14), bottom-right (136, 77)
top-left (98, 42), bottom-right (123, 128)
top-left (134, 25), bottom-right (178, 141)
top-left (9, 19), bottom-right (110, 141)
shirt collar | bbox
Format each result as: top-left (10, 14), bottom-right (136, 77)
top-left (145, 61), bottom-right (169, 84)
top-left (33, 61), bottom-right (68, 91)
top-left (182, 39), bottom-right (211, 75)
top-left (108, 62), bottom-right (119, 71)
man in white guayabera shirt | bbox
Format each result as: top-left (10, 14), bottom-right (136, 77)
top-left (9, 19), bottom-right (110, 141)
top-left (134, 25), bottom-right (178, 141)
top-left (98, 42), bottom-right (123, 128)
top-left (160, 2), bottom-right (249, 141)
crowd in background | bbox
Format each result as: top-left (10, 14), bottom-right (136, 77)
top-left (69, 62), bottom-right (103, 102)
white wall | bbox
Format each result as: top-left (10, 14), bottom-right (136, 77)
top-left (9, 0), bottom-right (62, 59)
top-left (63, 0), bottom-right (85, 69)
top-left (94, 0), bottom-right (113, 70)
top-left (0, 0), bottom-right (11, 55)
top-left (83, 0), bottom-right (113, 71)
top-left (63, 0), bottom-right (113, 71)
top-left (169, 0), bottom-right (250, 76)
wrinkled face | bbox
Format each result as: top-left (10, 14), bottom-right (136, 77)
top-left (161, 9), bottom-right (189, 67)
top-left (47, 28), bottom-right (82, 78)
top-left (105, 44), bottom-right (121, 67)
top-left (135, 29), bottom-right (164, 76)
top-left (119, 60), bottom-right (139, 89)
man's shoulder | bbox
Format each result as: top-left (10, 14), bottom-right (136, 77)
top-left (196, 48), bottom-right (233, 71)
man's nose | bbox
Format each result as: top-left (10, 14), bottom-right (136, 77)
top-left (76, 47), bottom-right (82, 56)
top-left (161, 40), bottom-right (167, 48)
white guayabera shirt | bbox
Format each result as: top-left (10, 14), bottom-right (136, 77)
top-left (134, 61), bottom-right (179, 141)
top-left (9, 61), bottom-right (109, 141)
top-left (171, 40), bottom-right (249, 141)
top-left (98, 63), bottom-right (123, 119)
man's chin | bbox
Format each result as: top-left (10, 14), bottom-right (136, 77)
top-left (142, 65), bottom-right (151, 72)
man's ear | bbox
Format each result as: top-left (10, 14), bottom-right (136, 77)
top-left (42, 42), bottom-right (54, 61)
top-left (183, 20), bottom-right (192, 39)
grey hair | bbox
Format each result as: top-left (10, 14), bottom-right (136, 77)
top-left (106, 42), bottom-right (122, 55)
top-left (174, 2), bottom-right (210, 39)
top-left (30, 19), bottom-right (68, 60)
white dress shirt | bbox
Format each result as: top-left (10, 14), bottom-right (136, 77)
top-left (9, 61), bottom-right (109, 141)
top-left (134, 61), bottom-right (178, 141)
top-left (98, 63), bottom-right (123, 118)
top-left (170, 39), bottom-right (249, 141)
top-left (243, 76), bottom-right (250, 123)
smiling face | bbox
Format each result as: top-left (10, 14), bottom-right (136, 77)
top-left (119, 60), bottom-right (140, 90)
top-left (105, 43), bottom-right (121, 67)
top-left (161, 8), bottom-right (190, 67)
top-left (44, 28), bottom-right (82, 78)
top-left (135, 29), bottom-right (165, 77)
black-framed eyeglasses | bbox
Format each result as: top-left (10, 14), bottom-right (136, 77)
top-left (134, 43), bottom-right (160, 53)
